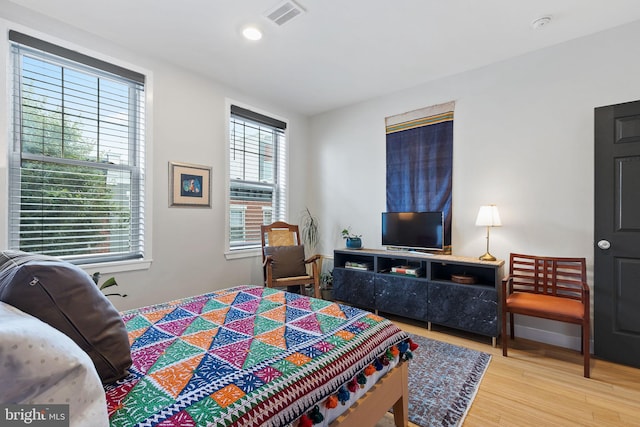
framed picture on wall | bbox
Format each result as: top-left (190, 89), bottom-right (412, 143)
top-left (169, 161), bottom-right (212, 207)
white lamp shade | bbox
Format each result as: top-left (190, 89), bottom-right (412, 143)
top-left (475, 205), bottom-right (502, 227)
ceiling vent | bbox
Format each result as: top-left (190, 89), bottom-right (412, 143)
top-left (265, 1), bottom-right (305, 26)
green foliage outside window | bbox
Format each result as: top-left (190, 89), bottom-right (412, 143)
top-left (16, 72), bottom-right (130, 257)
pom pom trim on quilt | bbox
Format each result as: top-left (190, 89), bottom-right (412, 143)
top-left (298, 338), bottom-right (417, 425)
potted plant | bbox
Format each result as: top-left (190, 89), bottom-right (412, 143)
top-left (300, 207), bottom-right (323, 274)
top-left (320, 270), bottom-right (333, 300)
top-left (342, 227), bottom-right (362, 249)
top-left (92, 272), bottom-right (127, 298)
top-left (300, 207), bottom-right (319, 251)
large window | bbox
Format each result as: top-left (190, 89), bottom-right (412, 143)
top-left (228, 105), bottom-right (287, 251)
top-left (8, 31), bottom-right (146, 264)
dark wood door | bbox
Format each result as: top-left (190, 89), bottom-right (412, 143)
top-left (594, 100), bottom-right (640, 368)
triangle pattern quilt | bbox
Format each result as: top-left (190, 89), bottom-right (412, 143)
top-left (106, 285), bottom-right (409, 427)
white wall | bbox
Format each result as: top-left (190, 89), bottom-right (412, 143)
top-left (309, 20), bottom-right (640, 349)
top-left (0, 3), bottom-right (311, 311)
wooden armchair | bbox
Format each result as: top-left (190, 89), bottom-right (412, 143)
top-left (501, 253), bottom-right (591, 377)
top-left (261, 221), bottom-right (321, 298)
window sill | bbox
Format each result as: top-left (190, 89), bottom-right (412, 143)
top-left (225, 248), bottom-right (261, 260)
top-left (79, 258), bottom-right (152, 275)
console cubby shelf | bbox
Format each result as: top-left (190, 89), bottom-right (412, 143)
top-left (333, 248), bottom-right (505, 342)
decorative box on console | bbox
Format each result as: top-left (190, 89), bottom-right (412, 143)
top-left (450, 274), bottom-right (476, 284)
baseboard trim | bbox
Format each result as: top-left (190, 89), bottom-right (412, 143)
top-left (513, 324), bottom-right (593, 353)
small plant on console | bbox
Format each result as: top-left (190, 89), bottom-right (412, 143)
top-left (341, 227), bottom-right (363, 249)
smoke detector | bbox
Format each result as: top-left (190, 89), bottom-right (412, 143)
top-left (265, 1), bottom-right (306, 26)
top-left (531, 16), bottom-right (552, 30)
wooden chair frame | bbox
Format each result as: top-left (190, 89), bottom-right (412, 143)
top-left (501, 253), bottom-right (591, 377)
top-left (261, 221), bottom-right (321, 298)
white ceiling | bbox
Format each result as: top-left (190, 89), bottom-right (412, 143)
top-left (7, 0), bottom-right (640, 116)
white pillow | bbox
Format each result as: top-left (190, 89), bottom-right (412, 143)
top-left (0, 301), bottom-right (108, 427)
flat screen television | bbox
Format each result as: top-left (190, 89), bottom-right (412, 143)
top-left (382, 211), bottom-right (444, 251)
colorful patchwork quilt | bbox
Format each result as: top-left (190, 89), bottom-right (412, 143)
top-left (104, 285), bottom-right (411, 427)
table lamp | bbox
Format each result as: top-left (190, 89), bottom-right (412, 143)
top-left (475, 205), bottom-right (501, 261)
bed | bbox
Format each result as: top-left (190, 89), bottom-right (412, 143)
top-left (0, 252), bottom-right (415, 427)
top-left (104, 285), bottom-right (415, 427)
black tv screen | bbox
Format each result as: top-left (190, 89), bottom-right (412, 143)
top-left (382, 211), bottom-right (444, 251)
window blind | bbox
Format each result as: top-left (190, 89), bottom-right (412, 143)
top-left (9, 31), bottom-right (146, 264)
top-left (229, 106), bottom-right (287, 250)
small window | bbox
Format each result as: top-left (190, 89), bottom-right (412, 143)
top-left (228, 105), bottom-right (287, 251)
top-left (8, 31), bottom-right (146, 264)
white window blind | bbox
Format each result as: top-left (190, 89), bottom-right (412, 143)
top-left (8, 31), bottom-right (146, 264)
top-left (229, 105), bottom-right (287, 250)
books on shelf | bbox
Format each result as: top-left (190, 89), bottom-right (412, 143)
top-left (391, 265), bottom-right (423, 277)
top-left (345, 261), bottom-right (373, 271)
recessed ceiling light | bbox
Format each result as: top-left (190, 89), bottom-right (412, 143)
top-left (242, 26), bottom-right (263, 41)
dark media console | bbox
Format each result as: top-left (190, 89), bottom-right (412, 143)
top-left (332, 248), bottom-right (504, 345)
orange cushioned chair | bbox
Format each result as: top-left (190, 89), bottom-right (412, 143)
top-left (261, 221), bottom-right (321, 298)
top-left (501, 253), bottom-right (591, 377)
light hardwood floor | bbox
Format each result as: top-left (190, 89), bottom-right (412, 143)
top-left (376, 317), bottom-right (640, 427)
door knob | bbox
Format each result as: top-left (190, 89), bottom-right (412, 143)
top-left (597, 240), bottom-right (611, 250)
